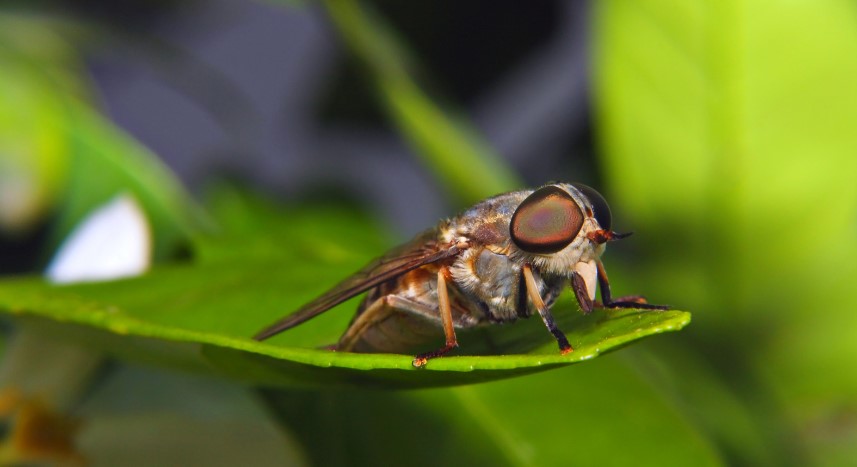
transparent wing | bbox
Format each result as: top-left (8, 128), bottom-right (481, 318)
top-left (253, 229), bottom-right (463, 341)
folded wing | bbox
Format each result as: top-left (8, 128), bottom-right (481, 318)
top-left (253, 229), bottom-right (464, 341)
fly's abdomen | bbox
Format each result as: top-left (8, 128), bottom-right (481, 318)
top-left (340, 276), bottom-right (485, 354)
top-left (349, 311), bottom-right (441, 354)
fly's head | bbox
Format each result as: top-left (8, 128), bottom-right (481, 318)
top-left (508, 182), bottom-right (628, 277)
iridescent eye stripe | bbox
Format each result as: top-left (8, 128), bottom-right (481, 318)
top-left (510, 186), bottom-right (583, 254)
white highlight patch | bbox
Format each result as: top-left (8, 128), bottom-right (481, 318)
top-left (46, 195), bottom-right (152, 284)
top-left (573, 260), bottom-right (598, 301)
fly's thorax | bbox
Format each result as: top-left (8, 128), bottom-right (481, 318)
top-left (444, 183), bottom-right (612, 280)
top-left (444, 190), bottom-right (529, 245)
top-left (450, 247), bottom-right (517, 298)
top-left (449, 245), bottom-right (551, 322)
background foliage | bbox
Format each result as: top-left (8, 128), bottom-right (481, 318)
top-left (1, 0), bottom-right (856, 465)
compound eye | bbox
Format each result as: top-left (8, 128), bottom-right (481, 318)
top-left (572, 183), bottom-right (612, 231)
top-left (510, 186), bottom-right (583, 254)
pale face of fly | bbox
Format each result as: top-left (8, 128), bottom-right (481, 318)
top-left (507, 182), bottom-right (614, 278)
top-left (254, 182), bottom-right (666, 367)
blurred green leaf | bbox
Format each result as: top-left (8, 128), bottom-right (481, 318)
top-left (623, 341), bottom-right (775, 466)
top-left (54, 103), bottom-right (209, 260)
top-left (265, 356), bottom-right (723, 466)
top-left (76, 368), bottom-right (308, 467)
top-left (321, 0), bottom-right (521, 205)
top-left (0, 66), bottom-right (69, 233)
top-left (189, 186), bottom-right (385, 265)
top-left (593, 0), bottom-right (857, 326)
top-left (593, 0), bottom-right (857, 463)
top-left (0, 15), bottom-right (78, 233)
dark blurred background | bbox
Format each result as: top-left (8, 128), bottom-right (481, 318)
top-left (3, 0), bottom-right (857, 465)
top-left (86, 0), bottom-right (594, 229)
top-left (2, 0), bottom-right (597, 268)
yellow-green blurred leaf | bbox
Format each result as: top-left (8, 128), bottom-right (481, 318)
top-left (593, 0), bottom-right (857, 463)
top-left (0, 16), bottom-right (80, 233)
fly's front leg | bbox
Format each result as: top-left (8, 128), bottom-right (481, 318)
top-left (595, 259), bottom-right (669, 310)
top-left (523, 264), bottom-right (573, 355)
top-left (412, 268), bottom-right (459, 368)
top-left (571, 272), bottom-right (594, 314)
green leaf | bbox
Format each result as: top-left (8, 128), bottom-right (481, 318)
top-left (0, 268), bottom-right (689, 388)
top-left (0, 195), bottom-right (690, 388)
top-left (321, 0), bottom-right (521, 205)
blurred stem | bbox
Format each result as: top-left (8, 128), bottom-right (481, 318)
top-left (621, 345), bottom-right (774, 465)
top-left (322, 0), bottom-right (521, 205)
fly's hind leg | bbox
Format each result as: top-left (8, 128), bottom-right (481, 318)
top-left (337, 295), bottom-right (439, 352)
top-left (338, 268), bottom-right (461, 368)
top-left (412, 268), bottom-right (459, 368)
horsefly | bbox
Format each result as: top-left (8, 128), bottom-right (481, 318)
top-left (254, 183), bottom-right (667, 367)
